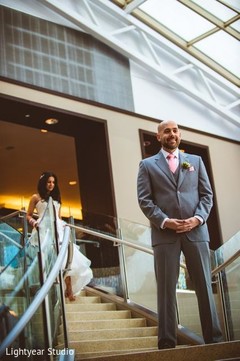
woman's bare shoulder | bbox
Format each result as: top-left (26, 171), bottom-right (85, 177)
top-left (30, 193), bottom-right (41, 204)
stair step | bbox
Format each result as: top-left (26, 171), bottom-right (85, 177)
top-left (65, 296), bottom-right (101, 304)
top-left (64, 288), bottom-right (158, 358)
top-left (58, 346), bottom-right (157, 360)
top-left (69, 336), bottom-right (158, 352)
top-left (68, 326), bottom-right (158, 341)
top-left (67, 318), bottom-right (147, 331)
top-left (75, 341), bottom-right (240, 361)
top-left (66, 310), bottom-right (131, 321)
top-left (65, 302), bottom-right (116, 312)
top-left (75, 347), bottom-right (158, 360)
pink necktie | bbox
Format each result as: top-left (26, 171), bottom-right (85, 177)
top-left (167, 153), bottom-right (177, 173)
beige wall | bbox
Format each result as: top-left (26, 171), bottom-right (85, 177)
top-left (1, 81), bottom-right (240, 243)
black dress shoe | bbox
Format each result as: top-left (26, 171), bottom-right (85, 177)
top-left (158, 340), bottom-right (175, 350)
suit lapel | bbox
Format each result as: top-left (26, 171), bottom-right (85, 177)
top-left (178, 152), bottom-right (189, 189)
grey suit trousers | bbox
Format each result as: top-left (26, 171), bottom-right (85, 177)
top-left (153, 235), bottom-right (223, 346)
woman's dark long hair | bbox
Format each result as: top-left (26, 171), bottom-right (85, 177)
top-left (37, 171), bottom-right (61, 203)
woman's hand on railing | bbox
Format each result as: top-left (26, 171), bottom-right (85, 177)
top-left (28, 218), bottom-right (38, 228)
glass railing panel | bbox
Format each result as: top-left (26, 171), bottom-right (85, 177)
top-left (123, 244), bottom-right (157, 310)
top-left (214, 231), bottom-right (240, 341)
top-left (0, 212), bottom-right (25, 241)
top-left (215, 231), bottom-right (240, 267)
top-left (0, 197), bottom-right (68, 357)
top-left (68, 215), bottom-right (239, 342)
top-left (221, 259), bottom-right (240, 340)
top-left (0, 222), bottom-right (23, 270)
top-left (175, 251), bottom-right (225, 340)
top-left (0, 245), bottom-right (33, 351)
top-left (73, 214), bottom-right (122, 296)
top-left (118, 218), bottom-right (156, 309)
top-left (75, 211), bottom-right (116, 235)
top-left (118, 218), bottom-right (224, 340)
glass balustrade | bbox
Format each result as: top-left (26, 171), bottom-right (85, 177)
top-left (0, 198), bottom-right (70, 360)
top-left (1, 205), bottom-right (239, 357)
top-left (0, 222), bottom-right (23, 272)
top-left (72, 215), bottom-right (239, 341)
top-left (215, 231), bottom-right (240, 341)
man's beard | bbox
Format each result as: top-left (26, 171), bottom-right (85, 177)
top-left (162, 137), bottom-right (180, 150)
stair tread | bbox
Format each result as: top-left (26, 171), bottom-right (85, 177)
top-left (66, 303), bottom-right (116, 311)
top-left (69, 336), bottom-right (158, 352)
top-left (75, 348), bottom-right (158, 359)
top-left (66, 309), bottom-right (132, 321)
top-left (68, 327), bottom-right (157, 340)
top-left (64, 288), bottom-right (158, 357)
top-left (72, 347), bottom-right (158, 360)
top-left (65, 296), bottom-right (101, 304)
top-left (67, 318), bottom-right (147, 330)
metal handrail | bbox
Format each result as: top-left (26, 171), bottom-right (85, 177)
top-left (1, 207), bottom-right (239, 278)
top-left (212, 249), bottom-right (240, 277)
top-left (68, 224), bottom-right (188, 270)
top-left (68, 223), bottom-right (240, 343)
top-left (0, 231), bottom-right (23, 250)
top-left (69, 224), bottom-right (240, 278)
top-left (68, 224), bottom-right (154, 254)
top-left (0, 226), bottom-right (71, 357)
top-left (1, 209), bottom-right (239, 352)
top-left (0, 211), bottom-right (22, 221)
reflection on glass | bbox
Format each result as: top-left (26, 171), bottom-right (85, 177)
top-left (74, 213), bottom-right (122, 296)
top-left (119, 218), bottom-right (189, 312)
top-left (0, 222), bottom-right (22, 271)
top-left (0, 198), bottom-right (68, 356)
top-left (215, 231), bottom-right (240, 340)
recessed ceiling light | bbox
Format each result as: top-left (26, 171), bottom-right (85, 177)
top-left (45, 118), bottom-right (58, 125)
top-left (41, 129), bottom-right (48, 133)
top-left (25, 114), bottom-right (30, 118)
top-left (69, 181), bottom-right (77, 186)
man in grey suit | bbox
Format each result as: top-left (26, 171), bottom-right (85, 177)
top-left (137, 120), bottom-right (223, 349)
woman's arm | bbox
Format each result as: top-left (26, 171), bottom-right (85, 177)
top-left (27, 194), bottom-right (39, 227)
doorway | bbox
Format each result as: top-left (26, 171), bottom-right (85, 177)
top-left (0, 95), bottom-right (118, 268)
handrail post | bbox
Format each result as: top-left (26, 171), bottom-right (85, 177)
top-left (20, 209), bottom-right (29, 248)
top-left (68, 216), bottom-right (76, 243)
top-left (21, 210), bottom-right (33, 350)
top-left (51, 199), bottom-right (69, 350)
top-left (115, 219), bottom-right (129, 302)
top-left (37, 226), bottom-right (53, 361)
top-left (212, 249), bottom-right (233, 342)
top-left (216, 270), bottom-right (231, 341)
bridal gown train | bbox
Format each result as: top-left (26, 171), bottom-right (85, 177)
top-left (29, 199), bottom-right (93, 296)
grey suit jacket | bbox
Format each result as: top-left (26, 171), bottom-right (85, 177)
top-left (137, 150), bottom-right (213, 246)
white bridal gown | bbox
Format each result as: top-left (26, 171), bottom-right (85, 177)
top-left (29, 199), bottom-right (93, 296)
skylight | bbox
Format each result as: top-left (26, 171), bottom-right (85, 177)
top-left (117, 0), bottom-right (240, 85)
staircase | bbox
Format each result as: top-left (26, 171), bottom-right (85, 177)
top-left (64, 287), bottom-right (240, 361)
top-left (64, 287), bottom-right (158, 360)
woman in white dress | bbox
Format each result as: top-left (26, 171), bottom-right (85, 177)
top-left (27, 171), bottom-right (93, 301)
